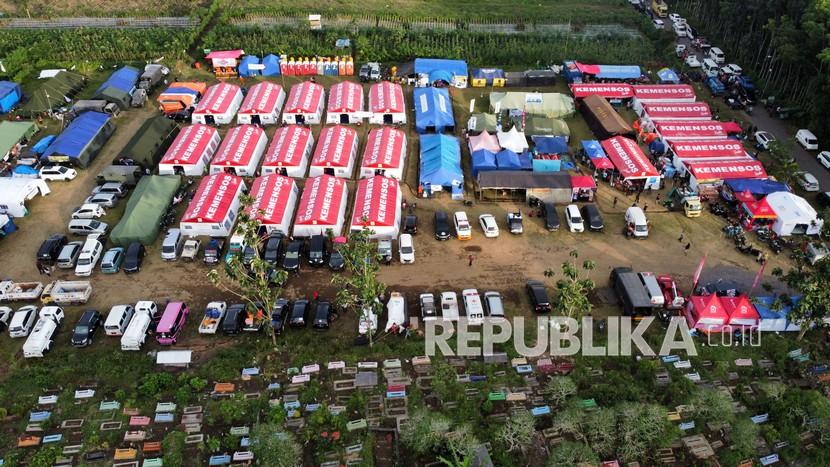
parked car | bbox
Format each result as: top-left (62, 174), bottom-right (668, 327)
top-left (377, 239), bottom-right (393, 264)
top-left (9, 305), bottom-right (38, 337)
top-left (161, 228), bottom-right (184, 261)
top-left (541, 202), bottom-right (560, 231)
top-left (307, 235), bottom-right (328, 267)
top-left (796, 172), bottom-right (820, 192)
top-left (0, 307), bottom-right (12, 331)
top-left (507, 212), bottom-right (523, 234)
top-left (74, 236), bottom-right (104, 277)
top-left (222, 304), bottom-right (246, 335)
top-left (483, 291), bottom-right (505, 321)
top-left (399, 234), bottom-right (415, 264)
top-left (123, 242), bottom-right (145, 273)
top-left (434, 211), bottom-right (452, 240)
top-left (403, 215), bottom-right (418, 234)
top-left (754, 131), bottom-right (776, 150)
top-left (37, 234), bottom-right (67, 265)
top-left (104, 305), bottom-right (135, 336)
top-left (419, 293), bottom-right (438, 321)
top-left (270, 299), bottom-right (290, 335)
top-left (71, 310), bottom-right (101, 347)
top-left (461, 289), bottom-right (484, 325)
top-left (817, 191), bottom-right (830, 208)
top-left (385, 292), bottom-right (407, 332)
top-left (92, 181), bottom-right (128, 198)
top-left (100, 247), bottom-right (125, 274)
top-left (242, 245), bottom-right (259, 268)
top-left (313, 301), bottom-right (333, 330)
top-left (39, 165), bottom-right (77, 181)
top-left (84, 192), bottom-right (119, 208)
top-left (283, 240), bottom-right (303, 272)
top-left (668, 13), bottom-right (682, 23)
top-left (685, 55), bottom-right (701, 68)
top-left (796, 129), bottom-right (819, 151)
top-left (68, 219), bottom-right (108, 236)
top-left (581, 204), bottom-right (604, 232)
top-left (527, 280), bottom-right (552, 313)
top-left (817, 151), bottom-right (830, 170)
top-left (440, 292), bottom-right (460, 320)
top-left (329, 243), bottom-right (345, 271)
top-left (478, 214), bottom-right (499, 238)
top-left (181, 239), bottom-right (201, 261)
top-left (203, 238), bottom-right (225, 265)
top-left (565, 204), bottom-right (584, 232)
top-left (453, 211), bottom-right (472, 240)
top-left (263, 233), bottom-right (284, 266)
top-left (71, 204), bottom-right (105, 219)
top-left (289, 299), bottom-right (310, 328)
top-left (166, 108), bottom-right (193, 123)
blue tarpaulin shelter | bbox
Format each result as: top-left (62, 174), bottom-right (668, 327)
top-left (519, 151), bottom-right (533, 170)
top-left (414, 58), bottom-right (468, 87)
top-left (649, 140), bottom-right (666, 154)
top-left (239, 55), bottom-right (261, 77)
top-left (754, 295), bottom-right (803, 332)
top-left (723, 179), bottom-right (790, 200)
top-left (93, 66), bottom-right (139, 109)
top-left (657, 68), bottom-right (680, 84)
top-left (419, 134), bottom-right (463, 188)
top-left (496, 149), bottom-right (522, 169)
top-left (532, 159), bottom-right (561, 172)
top-left (471, 149), bottom-right (498, 177)
top-left (532, 136), bottom-right (568, 155)
top-left (595, 65), bottom-right (641, 80)
top-left (12, 165), bottom-right (38, 178)
top-left (262, 54), bottom-right (281, 76)
top-left (31, 135), bottom-right (56, 155)
top-left (414, 87), bottom-right (455, 134)
top-left (42, 111), bottom-right (113, 168)
top-left (581, 140), bottom-right (605, 158)
top-left (0, 81), bottom-right (23, 113)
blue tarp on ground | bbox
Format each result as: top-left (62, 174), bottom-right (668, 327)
top-left (415, 58), bottom-right (468, 85)
top-left (657, 68), bottom-right (680, 84)
top-left (239, 55), bottom-right (261, 77)
top-left (532, 158), bottom-right (561, 172)
top-left (596, 65), bottom-right (641, 80)
top-left (419, 134), bottom-right (463, 188)
top-left (262, 54), bottom-right (281, 76)
top-left (32, 135), bottom-right (56, 155)
top-left (532, 136), bottom-right (568, 155)
top-left (581, 140), bottom-right (606, 159)
top-left (0, 81), bottom-right (23, 113)
top-left (42, 111), bottom-right (111, 166)
top-left (496, 149), bottom-right (522, 169)
top-left (95, 66), bottom-right (139, 95)
top-left (414, 87), bottom-right (455, 134)
top-left (471, 149), bottom-right (497, 177)
top-left (724, 179), bottom-right (790, 197)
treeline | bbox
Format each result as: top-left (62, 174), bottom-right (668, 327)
top-left (673, 0), bottom-right (830, 140)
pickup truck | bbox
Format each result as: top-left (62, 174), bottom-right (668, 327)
top-left (198, 301), bottom-right (227, 334)
top-left (0, 281), bottom-right (44, 302)
top-left (181, 239), bottom-right (201, 261)
top-left (40, 281), bottom-right (92, 305)
top-left (22, 307), bottom-right (64, 358)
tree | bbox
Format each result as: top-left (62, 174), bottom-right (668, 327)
top-left (729, 418), bottom-right (760, 459)
top-left (616, 403), bottom-right (672, 463)
top-left (552, 407), bottom-right (586, 442)
top-left (544, 250), bottom-right (596, 319)
top-left (330, 226), bottom-right (387, 346)
top-left (162, 431), bottom-right (186, 467)
top-left (249, 423), bottom-right (302, 467)
top-left (771, 257), bottom-right (830, 340)
top-left (494, 410), bottom-right (536, 453)
top-left (687, 387), bottom-right (734, 424)
top-left (766, 141), bottom-right (801, 185)
top-left (208, 194), bottom-right (287, 348)
top-left (546, 441), bottom-right (599, 467)
top-left (399, 408), bottom-right (451, 456)
top-left (583, 408), bottom-right (617, 457)
top-left (546, 376), bottom-right (578, 407)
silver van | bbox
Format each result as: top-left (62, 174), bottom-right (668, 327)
top-left (483, 291), bottom-right (505, 321)
top-left (703, 59), bottom-right (719, 77)
top-left (637, 272), bottom-right (665, 307)
top-left (105, 305), bottom-right (135, 336)
top-left (68, 219), bottom-right (109, 236)
top-left (161, 229), bottom-right (184, 261)
top-left (57, 241), bottom-right (83, 269)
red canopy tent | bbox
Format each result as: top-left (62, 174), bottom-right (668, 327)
top-left (671, 140), bottom-right (746, 160)
top-left (570, 175), bottom-right (596, 201)
top-left (600, 136), bottom-right (659, 180)
top-left (720, 121), bottom-right (743, 134)
top-left (261, 125), bottom-right (313, 178)
top-left (246, 174), bottom-right (299, 235)
top-left (735, 190), bottom-right (776, 228)
top-left (686, 160), bottom-right (767, 183)
top-left (684, 294), bottom-right (729, 333)
top-left (570, 84), bottom-right (634, 99)
top-left (632, 84), bottom-right (696, 103)
top-left (721, 295), bottom-right (760, 327)
top-left (642, 103), bottom-right (711, 121)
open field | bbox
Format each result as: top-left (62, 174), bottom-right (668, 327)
top-left (0, 0), bottom-right (208, 17)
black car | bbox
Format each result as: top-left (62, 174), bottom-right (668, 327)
top-left (283, 240), bottom-right (303, 272)
top-left (71, 310), bottom-right (101, 348)
top-left (403, 215), bottom-right (418, 234)
top-left (37, 234), bottom-right (67, 265)
top-left (203, 238), bottom-right (225, 265)
top-left (329, 246), bottom-right (345, 271)
top-left (541, 203), bottom-right (560, 231)
top-left (307, 235), bottom-right (328, 267)
top-left (223, 304), bottom-right (246, 335)
top-left (581, 204), bottom-right (604, 232)
top-left (242, 245), bottom-right (259, 268)
top-left (312, 301), bottom-right (333, 330)
top-left (263, 233), bottom-right (285, 266)
top-left (123, 242), bottom-right (145, 273)
top-left (166, 108), bottom-right (193, 122)
top-left (434, 211), bottom-right (451, 240)
top-left (289, 299), bottom-right (310, 328)
top-left (526, 280), bottom-right (552, 313)
top-left (270, 298), bottom-right (290, 335)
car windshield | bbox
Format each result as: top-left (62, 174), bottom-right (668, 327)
top-left (635, 225), bottom-right (648, 232)
top-left (571, 216), bottom-right (582, 223)
top-left (162, 245), bottom-right (175, 253)
top-left (286, 250), bottom-right (299, 259)
top-left (310, 250), bottom-right (322, 259)
top-left (401, 246), bottom-right (413, 254)
top-left (77, 258), bottom-right (91, 266)
top-left (74, 325), bottom-right (88, 334)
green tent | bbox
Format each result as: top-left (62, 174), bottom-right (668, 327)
top-left (20, 71), bottom-right (86, 115)
top-left (489, 92), bottom-right (575, 119)
top-left (522, 117), bottom-right (571, 138)
top-left (119, 116), bottom-right (180, 169)
top-left (466, 113), bottom-right (498, 134)
top-left (0, 121), bottom-right (38, 158)
top-left (110, 175), bottom-right (181, 246)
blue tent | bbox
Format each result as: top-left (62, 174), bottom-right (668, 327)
top-left (32, 135), bottom-right (56, 155)
top-left (532, 159), bottom-right (561, 172)
top-left (12, 165), bottom-right (38, 178)
top-left (419, 134), bottom-right (462, 188)
top-left (262, 54), bottom-right (281, 76)
top-left (0, 81), bottom-right (23, 113)
top-left (414, 87), bottom-right (455, 134)
top-left (657, 68), bottom-right (680, 84)
top-left (519, 151), bottom-right (533, 171)
top-left (754, 295), bottom-right (802, 332)
top-left (93, 66), bottom-right (140, 109)
top-left (472, 68), bottom-right (504, 85)
top-left (496, 149), bottom-right (522, 170)
top-left (414, 58), bottom-right (468, 86)
top-left (649, 140), bottom-right (666, 154)
top-left (239, 55), bottom-right (261, 77)
top-left (42, 111), bottom-right (113, 168)
top-left (723, 179), bottom-right (790, 199)
top-left (532, 136), bottom-right (568, 155)
top-left (595, 65), bottom-right (641, 80)
top-left (471, 149), bottom-right (498, 177)
top-left (581, 140), bottom-right (606, 159)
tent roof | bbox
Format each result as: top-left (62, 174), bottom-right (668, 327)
top-left (247, 174), bottom-right (297, 225)
top-left (489, 92), bottom-right (575, 118)
top-left (742, 196), bottom-right (776, 219)
top-left (634, 85), bottom-right (696, 101)
top-left (468, 131), bottom-right (501, 153)
top-left (419, 134), bottom-right (462, 187)
top-left (766, 191), bottom-right (818, 224)
top-left (238, 55), bottom-right (260, 77)
top-left (312, 125), bottom-right (357, 167)
top-left (570, 83), bottom-right (634, 99)
top-left (328, 81), bottom-right (363, 113)
top-left (581, 94), bottom-right (633, 137)
top-left (472, 68), bottom-right (505, 79)
top-left (369, 81), bottom-right (404, 113)
top-left (94, 66), bottom-right (139, 95)
top-left (643, 103), bottom-right (711, 120)
top-left (523, 117), bottom-right (570, 137)
top-left (471, 149), bottom-right (498, 177)
top-left (362, 127), bottom-right (405, 169)
top-left (467, 113), bottom-right (498, 134)
top-left (351, 176), bottom-right (401, 228)
top-left (182, 173), bottom-right (244, 224)
top-left (414, 58), bottom-right (468, 77)
top-left (239, 81), bottom-right (283, 114)
top-left (497, 127), bottom-right (529, 153)
top-left (262, 54), bottom-right (281, 76)
top-left (193, 83), bottom-right (242, 115)
top-left (0, 121), bottom-right (37, 156)
top-left (721, 295), bottom-right (759, 325)
top-left (671, 140), bottom-right (746, 159)
top-left (689, 294), bottom-right (729, 324)
top-left (570, 175), bottom-right (596, 189)
top-left (0, 81), bottom-right (21, 98)
top-left (477, 170), bottom-right (571, 189)
top-left (285, 81), bottom-right (324, 114)
top-left (724, 178), bottom-right (789, 196)
top-left (42, 111), bottom-right (110, 160)
top-left (655, 120), bottom-right (728, 140)
top-left (414, 87), bottom-right (454, 131)
top-left (295, 175), bottom-right (348, 226)
top-left (581, 140), bottom-right (606, 158)
top-left (753, 295), bottom-right (801, 319)
top-left (576, 62), bottom-right (641, 79)
top-left (110, 175), bottom-right (181, 246)
top-left (686, 160), bottom-right (767, 181)
top-left (211, 125), bottom-right (265, 168)
top-left (600, 136), bottom-right (658, 179)
top-left (161, 124), bottom-right (219, 165)
top-left (21, 71), bottom-right (86, 114)
top-left (532, 135), bottom-right (568, 154)
top-left (495, 149), bottom-right (522, 169)
top-left (657, 68), bottom-right (680, 83)
top-left (263, 125), bottom-right (312, 167)
top-left (119, 116), bottom-right (178, 166)
top-left (205, 49), bottom-right (244, 59)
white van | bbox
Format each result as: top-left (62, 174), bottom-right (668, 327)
top-left (105, 304), bottom-right (135, 336)
top-left (9, 305), bottom-right (38, 338)
top-left (161, 229), bottom-right (184, 261)
top-left (461, 289), bottom-right (485, 326)
top-left (23, 317), bottom-right (58, 358)
top-left (703, 59), bottom-right (719, 77)
top-left (440, 292), bottom-right (460, 320)
top-left (75, 236), bottom-right (103, 277)
top-left (453, 212), bottom-right (472, 240)
top-left (637, 272), bottom-right (665, 307)
top-left (121, 301), bottom-right (158, 351)
top-left (796, 129), bottom-right (819, 151)
top-left (708, 47), bottom-right (725, 64)
top-left (624, 207), bottom-right (649, 238)
top-left (672, 22), bottom-right (687, 37)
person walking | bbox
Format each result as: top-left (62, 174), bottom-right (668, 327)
top-left (678, 231), bottom-right (685, 243)
top-left (643, 203), bottom-right (648, 213)
top-left (468, 254), bottom-right (474, 267)
top-left (613, 196), bottom-right (618, 208)
top-left (684, 242), bottom-right (691, 256)
top-left (635, 191), bottom-right (641, 203)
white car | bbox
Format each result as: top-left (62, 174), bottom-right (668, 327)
top-left (755, 131), bottom-right (776, 150)
top-left (818, 151), bottom-right (830, 170)
top-left (721, 63), bottom-right (743, 76)
top-left (685, 56), bottom-right (701, 68)
top-left (478, 214), bottom-right (499, 238)
top-left (796, 129), bottom-right (819, 151)
top-left (9, 305), bottom-right (38, 338)
top-left (652, 19), bottom-right (665, 29)
top-left (84, 193), bottom-right (118, 208)
top-left (565, 204), bottom-right (585, 233)
top-left (675, 44), bottom-right (687, 57)
top-left (39, 165), bottom-right (77, 181)
top-left (453, 211), bottom-right (472, 240)
top-left (668, 13), bottom-right (683, 24)
top-left (71, 203), bottom-right (106, 219)
top-left (398, 234), bottom-right (415, 264)
top-left (440, 292), bottom-right (459, 321)
top-left (75, 236), bottom-right (104, 276)
top-left (796, 172), bottom-right (820, 192)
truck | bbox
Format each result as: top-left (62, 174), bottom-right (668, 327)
top-left (96, 165), bottom-right (144, 187)
top-left (651, 0), bottom-right (668, 17)
top-left (22, 306), bottom-right (64, 358)
top-left (138, 64), bottom-right (169, 91)
top-left (359, 63), bottom-right (381, 82)
top-left (667, 187), bottom-right (701, 217)
top-left (71, 100), bottom-right (120, 117)
top-left (198, 301), bottom-right (227, 334)
top-left (121, 301), bottom-right (159, 351)
top-left (181, 238), bottom-right (201, 261)
top-left (0, 281), bottom-right (44, 302)
top-left (40, 281), bottom-right (92, 305)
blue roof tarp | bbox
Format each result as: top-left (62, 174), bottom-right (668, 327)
top-left (754, 295), bottom-right (803, 332)
top-left (163, 86), bottom-right (200, 97)
top-left (532, 136), bottom-right (568, 155)
top-left (32, 135), bottom-right (56, 155)
top-left (414, 87), bottom-right (455, 134)
top-left (472, 68), bottom-right (504, 85)
top-left (415, 58), bottom-right (468, 83)
top-left (239, 55), bottom-right (261, 77)
top-left (0, 81), bottom-right (23, 113)
top-left (262, 54), bottom-right (281, 76)
top-left (596, 65), bottom-right (641, 80)
top-left (581, 140), bottom-right (606, 159)
top-left (519, 151), bottom-right (533, 170)
top-left (41, 111), bottom-right (113, 168)
top-left (95, 66), bottom-right (139, 95)
top-left (419, 134), bottom-right (462, 188)
top-left (471, 149), bottom-right (498, 177)
top-left (649, 140), bottom-right (666, 154)
top-left (724, 179), bottom-right (790, 197)
top-left (657, 68), bottom-right (680, 84)
top-left (12, 165), bottom-right (38, 177)
top-left (496, 149), bottom-right (522, 170)
top-left (532, 158), bottom-right (561, 172)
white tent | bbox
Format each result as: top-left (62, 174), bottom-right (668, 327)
top-left (282, 81), bottom-right (325, 125)
top-left (0, 178), bottom-right (50, 217)
top-left (326, 81), bottom-right (364, 124)
top-left (180, 173), bottom-right (246, 237)
top-left (350, 176), bottom-right (402, 239)
top-left (209, 125), bottom-right (267, 176)
top-left (497, 127), bottom-right (529, 153)
top-left (369, 81), bottom-right (406, 125)
top-left (359, 126), bottom-right (407, 179)
top-left (261, 125), bottom-right (314, 178)
top-left (308, 125), bottom-right (358, 178)
top-left (158, 124), bottom-right (221, 176)
top-left (192, 83), bottom-right (244, 125)
top-left (236, 81), bottom-right (285, 125)
top-left (766, 191), bottom-right (823, 236)
top-left (293, 175), bottom-right (348, 237)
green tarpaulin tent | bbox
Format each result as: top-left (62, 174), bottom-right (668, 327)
top-left (466, 113), bottom-right (498, 134)
top-left (110, 175), bottom-right (181, 246)
top-left (489, 92), bottom-right (575, 119)
top-left (21, 71), bottom-right (86, 115)
top-left (0, 121), bottom-right (38, 158)
top-left (522, 117), bottom-right (571, 138)
top-left (119, 116), bottom-right (180, 168)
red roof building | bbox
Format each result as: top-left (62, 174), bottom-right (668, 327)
top-left (308, 125), bottom-right (359, 178)
top-left (246, 174), bottom-right (299, 235)
top-left (237, 81), bottom-right (285, 125)
top-left (261, 125), bottom-right (314, 178)
top-left (180, 172), bottom-right (246, 237)
top-left (158, 124), bottom-right (221, 176)
top-left (293, 174), bottom-right (348, 237)
top-left (359, 127), bottom-right (407, 180)
top-left (209, 125), bottom-right (267, 176)
top-left (350, 175), bottom-right (402, 239)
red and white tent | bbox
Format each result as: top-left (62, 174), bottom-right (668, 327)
top-left (158, 124), bottom-right (221, 176)
top-left (236, 81), bottom-right (285, 126)
top-left (360, 127), bottom-right (407, 179)
top-left (641, 102), bottom-right (711, 121)
top-left (654, 121), bottom-right (729, 142)
top-left (293, 174), bottom-right (348, 237)
top-left (569, 83), bottom-right (634, 99)
top-left (180, 172), bottom-right (246, 237)
top-left (684, 294), bottom-right (729, 333)
top-left (192, 83), bottom-right (244, 125)
top-left (308, 125), bottom-right (359, 178)
top-left (350, 176), bottom-right (402, 239)
top-left (261, 125), bottom-right (314, 178)
top-left (670, 139), bottom-right (747, 161)
top-left (282, 81), bottom-right (325, 125)
top-left (722, 295), bottom-right (760, 328)
top-left (326, 81), bottom-right (365, 124)
top-left (247, 174), bottom-right (299, 235)
top-left (369, 81), bottom-right (406, 125)
top-left (600, 136), bottom-right (660, 185)
top-left (209, 125), bottom-right (267, 176)
top-left (632, 85), bottom-right (696, 104)
top-left (685, 160), bottom-right (768, 189)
